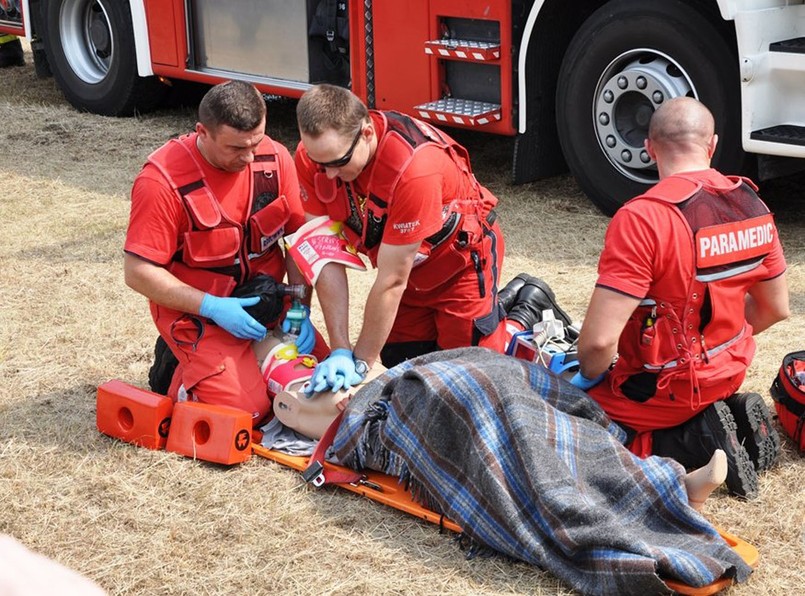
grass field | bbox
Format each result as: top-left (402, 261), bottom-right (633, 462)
top-left (1, 46), bottom-right (804, 595)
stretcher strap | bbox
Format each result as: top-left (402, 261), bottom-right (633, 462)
top-left (302, 410), bottom-right (362, 486)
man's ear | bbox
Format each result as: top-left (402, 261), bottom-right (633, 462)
top-left (644, 138), bottom-right (657, 162)
top-left (362, 121), bottom-right (374, 141)
top-left (708, 133), bottom-right (719, 158)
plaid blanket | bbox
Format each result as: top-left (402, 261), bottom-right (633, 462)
top-left (334, 347), bottom-right (752, 596)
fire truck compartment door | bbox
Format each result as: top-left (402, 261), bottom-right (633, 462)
top-left (190, 0), bottom-right (309, 82)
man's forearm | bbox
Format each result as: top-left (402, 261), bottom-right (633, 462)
top-left (123, 253), bottom-right (205, 314)
top-left (353, 279), bottom-right (406, 366)
top-left (314, 262), bottom-right (352, 350)
top-left (284, 252), bottom-right (313, 307)
top-left (577, 343), bottom-right (616, 379)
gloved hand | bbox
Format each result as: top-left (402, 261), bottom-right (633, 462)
top-left (281, 305), bottom-right (315, 354)
top-left (570, 371), bottom-right (605, 391)
top-left (199, 294), bottom-right (267, 341)
top-left (304, 348), bottom-right (363, 394)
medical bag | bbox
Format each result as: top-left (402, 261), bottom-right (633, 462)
top-left (769, 350), bottom-right (805, 453)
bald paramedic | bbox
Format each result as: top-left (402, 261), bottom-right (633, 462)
top-left (574, 97), bottom-right (789, 498)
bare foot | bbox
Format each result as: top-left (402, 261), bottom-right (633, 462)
top-left (684, 449), bottom-right (728, 511)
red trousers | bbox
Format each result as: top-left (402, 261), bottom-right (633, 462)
top-left (153, 303), bottom-right (328, 425)
top-left (387, 220), bottom-right (507, 353)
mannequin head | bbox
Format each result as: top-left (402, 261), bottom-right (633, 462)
top-left (255, 331), bottom-right (385, 439)
top-left (272, 362), bottom-right (386, 440)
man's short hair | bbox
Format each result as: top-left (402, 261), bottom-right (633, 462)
top-left (648, 97), bottom-right (714, 147)
top-left (297, 84), bottom-right (369, 137)
top-left (198, 80), bottom-right (266, 132)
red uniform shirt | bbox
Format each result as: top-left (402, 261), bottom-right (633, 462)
top-left (125, 134), bottom-right (305, 265)
top-left (590, 169), bottom-right (786, 434)
top-left (295, 113), bottom-right (470, 262)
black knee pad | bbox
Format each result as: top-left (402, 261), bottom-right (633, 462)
top-left (380, 340), bottom-right (440, 368)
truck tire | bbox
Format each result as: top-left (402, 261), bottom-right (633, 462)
top-left (42, 0), bottom-right (165, 115)
top-left (556, 0), bottom-right (742, 215)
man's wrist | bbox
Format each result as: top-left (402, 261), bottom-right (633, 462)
top-left (353, 357), bottom-right (370, 377)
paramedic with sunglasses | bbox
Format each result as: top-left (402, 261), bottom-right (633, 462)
top-left (294, 84), bottom-right (507, 392)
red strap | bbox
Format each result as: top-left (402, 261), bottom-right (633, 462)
top-left (303, 410), bottom-right (362, 486)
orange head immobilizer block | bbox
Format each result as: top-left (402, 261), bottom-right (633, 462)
top-left (165, 402), bottom-right (253, 465)
top-left (96, 380), bottom-right (174, 449)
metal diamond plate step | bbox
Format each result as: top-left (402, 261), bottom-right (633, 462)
top-left (424, 39), bottom-right (501, 61)
top-left (414, 99), bottom-right (501, 127)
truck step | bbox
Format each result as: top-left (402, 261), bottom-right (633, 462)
top-left (414, 98), bottom-right (501, 127)
top-left (750, 124), bottom-right (805, 146)
top-left (424, 39), bottom-right (500, 62)
top-left (769, 38), bottom-right (805, 53)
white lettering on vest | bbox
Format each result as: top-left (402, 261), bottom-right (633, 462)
top-left (698, 222), bottom-right (774, 259)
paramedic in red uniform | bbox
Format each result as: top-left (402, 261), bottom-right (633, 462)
top-left (294, 84), bottom-right (506, 392)
top-left (574, 97), bottom-right (789, 498)
top-left (124, 81), bottom-right (319, 424)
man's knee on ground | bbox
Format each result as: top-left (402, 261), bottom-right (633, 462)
top-left (381, 340), bottom-right (440, 368)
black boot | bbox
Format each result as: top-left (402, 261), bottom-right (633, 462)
top-left (725, 392), bottom-right (780, 472)
top-left (653, 401), bottom-right (758, 499)
top-left (497, 273), bottom-right (530, 313)
top-left (148, 336), bottom-right (179, 395)
top-left (0, 38), bottom-right (24, 68)
top-left (506, 275), bottom-right (574, 330)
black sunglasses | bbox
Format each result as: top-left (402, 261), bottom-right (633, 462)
top-left (310, 127), bottom-right (363, 168)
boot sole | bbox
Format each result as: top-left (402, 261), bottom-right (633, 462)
top-left (730, 393), bottom-right (780, 472)
top-left (709, 402), bottom-right (759, 499)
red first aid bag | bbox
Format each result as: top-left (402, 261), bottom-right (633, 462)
top-left (770, 350), bottom-right (805, 453)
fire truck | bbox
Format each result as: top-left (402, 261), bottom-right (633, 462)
top-left (2, 0), bottom-right (805, 214)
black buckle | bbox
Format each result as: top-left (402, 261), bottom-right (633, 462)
top-left (302, 460), bottom-right (326, 487)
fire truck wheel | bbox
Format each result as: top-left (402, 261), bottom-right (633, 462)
top-left (41, 0), bottom-right (166, 116)
top-left (556, 0), bottom-right (743, 215)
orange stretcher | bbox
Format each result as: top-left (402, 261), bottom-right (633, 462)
top-left (253, 443), bottom-right (758, 596)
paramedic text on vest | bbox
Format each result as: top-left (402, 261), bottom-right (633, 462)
top-left (574, 97), bottom-right (789, 498)
top-left (123, 81), bottom-right (317, 424)
top-left (294, 84), bottom-right (508, 393)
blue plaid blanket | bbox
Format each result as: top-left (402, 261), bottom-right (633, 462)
top-left (334, 348), bottom-right (751, 595)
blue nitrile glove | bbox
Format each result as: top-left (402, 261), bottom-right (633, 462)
top-left (281, 305), bottom-right (315, 354)
top-left (304, 348), bottom-right (363, 394)
top-left (570, 371), bottom-right (605, 391)
top-left (199, 294), bottom-right (267, 341)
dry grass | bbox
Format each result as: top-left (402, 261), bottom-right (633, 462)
top-left (1, 46), bottom-right (804, 595)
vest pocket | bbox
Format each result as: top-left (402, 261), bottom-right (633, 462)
top-left (624, 304), bottom-right (681, 369)
top-left (249, 195), bottom-right (291, 254)
top-left (184, 187), bottom-right (223, 229)
top-left (181, 226), bottom-right (240, 268)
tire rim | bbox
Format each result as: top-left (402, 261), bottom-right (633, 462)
top-left (594, 49), bottom-right (697, 183)
top-left (59, 0), bottom-right (113, 84)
